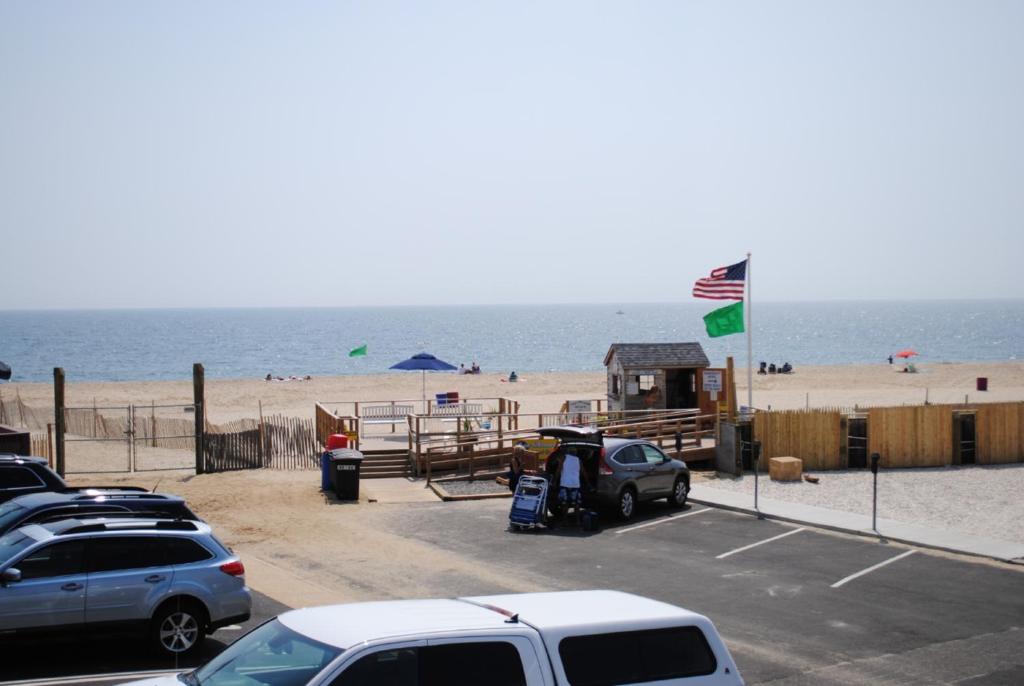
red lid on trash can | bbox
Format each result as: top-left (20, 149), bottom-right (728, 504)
top-left (326, 434), bottom-right (349, 450)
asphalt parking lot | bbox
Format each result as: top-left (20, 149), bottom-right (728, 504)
top-left (6, 499), bottom-right (1022, 686)
top-left (381, 498), bottom-right (1024, 685)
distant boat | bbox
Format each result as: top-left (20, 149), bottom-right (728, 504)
top-left (615, 310), bottom-right (625, 315)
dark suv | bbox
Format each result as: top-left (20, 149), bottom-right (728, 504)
top-left (0, 491), bottom-right (200, 536)
top-left (538, 426), bottom-right (691, 520)
top-left (0, 455), bottom-right (67, 503)
top-left (0, 454), bottom-right (146, 503)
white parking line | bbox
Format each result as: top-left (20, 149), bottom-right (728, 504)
top-left (715, 527), bottom-right (806, 559)
top-left (831, 549), bottom-right (917, 588)
top-left (615, 507), bottom-right (712, 534)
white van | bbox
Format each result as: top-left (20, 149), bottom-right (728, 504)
top-left (126, 590), bottom-right (743, 686)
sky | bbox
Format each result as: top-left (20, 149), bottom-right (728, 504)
top-left (1, 1), bottom-right (1022, 309)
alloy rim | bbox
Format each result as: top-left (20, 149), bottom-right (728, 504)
top-left (621, 491), bottom-right (634, 517)
top-left (160, 611), bottom-right (199, 653)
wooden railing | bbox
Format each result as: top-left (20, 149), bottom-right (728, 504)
top-left (314, 402), bottom-right (361, 450)
top-left (409, 408), bottom-right (717, 483)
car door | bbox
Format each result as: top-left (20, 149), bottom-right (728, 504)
top-left (85, 535), bottom-right (174, 624)
top-left (640, 444), bottom-right (676, 494)
top-left (611, 445), bottom-right (654, 495)
top-left (0, 539), bottom-right (86, 631)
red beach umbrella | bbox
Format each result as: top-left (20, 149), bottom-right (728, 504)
top-left (894, 350), bottom-right (919, 359)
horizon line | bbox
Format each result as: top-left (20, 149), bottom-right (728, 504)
top-left (3, 296), bottom-right (1024, 313)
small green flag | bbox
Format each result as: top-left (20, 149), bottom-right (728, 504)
top-left (703, 302), bottom-right (745, 338)
top-left (348, 344), bottom-right (367, 357)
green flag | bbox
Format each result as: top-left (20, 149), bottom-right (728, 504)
top-left (703, 302), bottom-right (744, 338)
top-left (348, 344), bottom-right (367, 357)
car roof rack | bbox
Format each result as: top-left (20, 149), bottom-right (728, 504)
top-left (70, 493), bottom-right (173, 501)
top-left (39, 510), bottom-right (185, 525)
top-left (62, 519), bottom-right (199, 534)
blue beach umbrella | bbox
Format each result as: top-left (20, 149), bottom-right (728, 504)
top-left (0, 361), bottom-right (10, 381)
top-left (390, 352), bottom-right (458, 403)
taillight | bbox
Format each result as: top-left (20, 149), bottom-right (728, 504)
top-left (598, 448), bottom-right (613, 476)
top-left (219, 560), bottom-right (245, 577)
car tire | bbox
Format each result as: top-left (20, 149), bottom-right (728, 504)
top-left (668, 477), bottom-right (689, 508)
top-left (617, 486), bottom-right (637, 521)
top-left (151, 598), bottom-right (207, 657)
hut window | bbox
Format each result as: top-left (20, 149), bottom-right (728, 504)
top-left (612, 374), bottom-right (620, 396)
top-left (636, 375), bottom-right (655, 392)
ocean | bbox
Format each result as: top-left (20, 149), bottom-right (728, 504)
top-left (1, 301), bottom-right (1022, 383)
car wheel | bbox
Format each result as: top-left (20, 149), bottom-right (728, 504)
top-left (669, 477), bottom-right (689, 508)
top-left (617, 487), bottom-right (637, 521)
top-left (151, 599), bottom-right (206, 657)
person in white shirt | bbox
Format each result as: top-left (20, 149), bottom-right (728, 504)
top-left (557, 447), bottom-right (588, 523)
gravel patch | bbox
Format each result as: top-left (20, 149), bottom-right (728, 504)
top-left (436, 479), bottom-right (511, 496)
top-left (698, 464), bottom-right (1024, 544)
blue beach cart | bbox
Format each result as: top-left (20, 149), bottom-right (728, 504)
top-left (509, 475), bottom-right (549, 530)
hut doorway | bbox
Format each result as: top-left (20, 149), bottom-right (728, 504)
top-left (954, 412), bottom-right (977, 465)
top-left (665, 369), bottom-right (697, 409)
top-left (847, 417), bottom-right (868, 468)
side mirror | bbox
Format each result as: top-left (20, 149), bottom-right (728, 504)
top-left (1, 568), bottom-right (22, 585)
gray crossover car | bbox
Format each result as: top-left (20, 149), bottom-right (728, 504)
top-left (0, 517), bottom-right (251, 656)
top-left (538, 426), bottom-right (690, 520)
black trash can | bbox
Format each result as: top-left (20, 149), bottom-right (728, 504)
top-left (329, 449), bottom-right (364, 500)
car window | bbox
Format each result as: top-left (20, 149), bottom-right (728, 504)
top-left (640, 445), bottom-right (667, 465)
top-left (194, 619), bottom-right (342, 686)
top-left (559, 626), bottom-right (717, 686)
top-left (0, 501), bottom-right (28, 531)
top-left (333, 642), bottom-right (526, 686)
top-left (164, 537), bottom-right (213, 565)
top-left (16, 540), bottom-right (86, 580)
top-left (333, 648), bottom-right (417, 686)
top-left (87, 536), bottom-right (169, 573)
top-left (0, 529), bottom-right (38, 562)
top-left (0, 467), bottom-right (45, 489)
top-left (613, 445), bottom-right (645, 465)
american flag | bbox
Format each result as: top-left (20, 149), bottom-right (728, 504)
top-left (692, 259), bottom-right (747, 300)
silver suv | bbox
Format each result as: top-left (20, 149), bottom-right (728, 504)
top-left (0, 518), bottom-right (251, 656)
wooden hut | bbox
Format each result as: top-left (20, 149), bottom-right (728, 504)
top-left (604, 343), bottom-right (719, 414)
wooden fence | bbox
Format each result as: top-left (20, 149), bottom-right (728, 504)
top-left (753, 409), bottom-right (844, 470)
top-left (971, 402), bottom-right (1024, 465)
top-left (31, 430), bottom-right (52, 462)
top-left (867, 405), bottom-right (953, 467)
top-left (750, 402), bottom-right (1024, 469)
top-left (204, 414), bottom-right (319, 472)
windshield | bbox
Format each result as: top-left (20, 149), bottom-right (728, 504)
top-left (0, 529), bottom-right (36, 564)
top-left (0, 501), bottom-right (27, 533)
top-left (191, 619), bottom-right (342, 686)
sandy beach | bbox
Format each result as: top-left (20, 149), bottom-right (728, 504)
top-left (3, 361), bottom-right (1023, 426)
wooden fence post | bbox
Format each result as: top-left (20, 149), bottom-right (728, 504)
top-left (257, 400), bottom-right (266, 467)
top-left (53, 367), bottom-right (65, 477)
top-left (193, 363), bottom-right (205, 474)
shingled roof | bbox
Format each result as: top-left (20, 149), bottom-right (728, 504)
top-left (603, 343), bottom-right (710, 369)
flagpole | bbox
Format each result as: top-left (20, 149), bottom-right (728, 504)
top-left (746, 251), bottom-right (753, 413)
